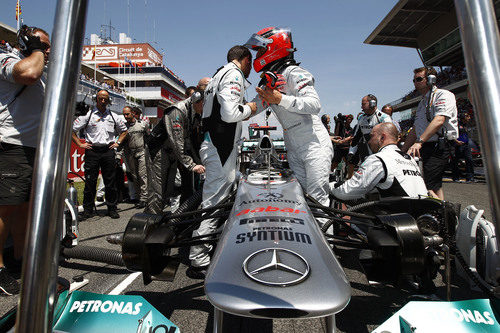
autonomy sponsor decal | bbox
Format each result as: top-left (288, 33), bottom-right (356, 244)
top-left (373, 299), bottom-right (500, 333)
top-left (52, 291), bottom-right (179, 333)
top-left (236, 206), bottom-right (306, 216)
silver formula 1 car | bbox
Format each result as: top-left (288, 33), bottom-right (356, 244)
top-left (120, 135), bottom-right (471, 332)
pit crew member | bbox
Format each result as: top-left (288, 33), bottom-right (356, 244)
top-left (0, 25), bottom-right (50, 295)
top-left (407, 67), bottom-right (458, 200)
top-left (347, 94), bottom-right (393, 173)
top-left (188, 46), bottom-right (257, 278)
top-left (331, 123), bottom-right (428, 200)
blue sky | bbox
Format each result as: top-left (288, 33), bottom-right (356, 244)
top-left (1, 0), bottom-right (422, 128)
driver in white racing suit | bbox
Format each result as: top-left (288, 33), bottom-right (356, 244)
top-left (245, 27), bottom-right (333, 208)
top-left (331, 123), bottom-right (428, 200)
top-left (187, 46), bottom-right (257, 279)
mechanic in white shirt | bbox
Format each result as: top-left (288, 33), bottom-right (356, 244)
top-left (407, 67), bottom-right (458, 200)
top-left (331, 123), bottom-right (428, 201)
top-left (72, 89), bottom-right (128, 219)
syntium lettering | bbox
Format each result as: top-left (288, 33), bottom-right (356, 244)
top-left (239, 217), bottom-right (304, 225)
top-left (235, 231), bottom-right (312, 244)
top-left (403, 169), bottom-right (422, 176)
top-left (236, 206), bottom-right (306, 216)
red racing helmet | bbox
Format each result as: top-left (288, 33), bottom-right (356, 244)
top-left (244, 27), bottom-right (295, 73)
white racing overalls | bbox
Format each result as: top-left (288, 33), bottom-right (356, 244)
top-left (189, 62), bottom-right (253, 267)
top-left (331, 144), bottom-right (428, 200)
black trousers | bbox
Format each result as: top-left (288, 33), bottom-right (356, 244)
top-left (83, 147), bottom-right (118, 211)
top-left (179, 164), bottom-right (194, 203)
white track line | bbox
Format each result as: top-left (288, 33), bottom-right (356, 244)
top-left (108, 272), bottom-right (141, 295)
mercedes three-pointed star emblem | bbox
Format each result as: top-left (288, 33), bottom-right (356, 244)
top-left (242, 248), bottom-right (310, 287)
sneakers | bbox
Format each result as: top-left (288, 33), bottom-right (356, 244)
top-left (0, 267), bottom-right (20, 296)
top-left (186, 265), bottom-right (209, 280)
top-left (107, 209), bottom-right (120, 219)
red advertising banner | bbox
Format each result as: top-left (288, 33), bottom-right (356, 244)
top-left (68, 141), bottom-right (86, 179)
top-left (68, 140), bottom-right (126, 181)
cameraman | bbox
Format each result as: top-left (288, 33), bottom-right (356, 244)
top-left (0, 26), bottom-right (50, 295)
top-left (331, 113), bottom-right (354, 171)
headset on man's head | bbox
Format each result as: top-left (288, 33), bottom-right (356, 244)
top-left (426, 67), bottom-right (437, 87)
top-left (367, 94), bottom-right (377, 109)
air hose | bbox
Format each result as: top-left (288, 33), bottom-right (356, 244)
top-left (346, 200), bottom-right (379, 212)
top-left (169, 189), bottom-right (203, 225)
top-left (62, 245), bottom-right (125, 267)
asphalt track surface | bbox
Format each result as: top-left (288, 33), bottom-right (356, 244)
top-left (0, 180), bottom-right (492, 332)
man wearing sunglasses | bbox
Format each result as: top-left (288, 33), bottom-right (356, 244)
top-left (407, 67), bottom-right (458, 200)
top-left (0, 25), bottom-right (50, 295)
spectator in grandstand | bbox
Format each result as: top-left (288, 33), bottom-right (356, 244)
top-left (346, 94), bottom-right (392, 178)
top-left (0, 26), bottom-right (51, 295)
top-left (407, 67), bottom-right (458, 200)
top-left (382, 104), bottom-right (401, 132)
top-left (451, 112), bottom-right (475, 183)
top-left (72, 89), bottom-right (128, 219)
top-left (330, 123), bottom-right (427, 200)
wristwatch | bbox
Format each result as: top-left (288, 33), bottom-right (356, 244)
top-left (416, 137), bottom-right (424, 144)
top-left (116, 141), bottom-right (121, 145)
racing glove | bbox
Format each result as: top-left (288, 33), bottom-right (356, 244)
top-left (259, 71), bottom-right (286, 108)
top-left (260, 71), bottom-right (286, 90)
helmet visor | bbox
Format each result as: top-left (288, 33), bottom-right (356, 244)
top-left (244, 33), bottom-right (272, 50)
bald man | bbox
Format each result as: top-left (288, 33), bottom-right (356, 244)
top-left (197, 77), bottom-right (210, 91)
top-left (331, 123), bottom-right (427, 200)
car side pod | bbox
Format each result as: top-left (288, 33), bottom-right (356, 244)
top-left (204, 172), bottom-right (351, 332)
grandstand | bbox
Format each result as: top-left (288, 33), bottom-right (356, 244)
top-left (365, 0), bottom-right (500, 134)
top-left (0, 22), bottom-right (186, 121)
